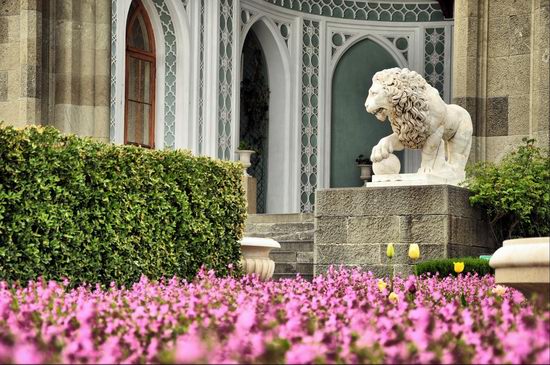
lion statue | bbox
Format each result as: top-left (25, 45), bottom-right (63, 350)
top-left (364, 67), bottom-right (473, 181)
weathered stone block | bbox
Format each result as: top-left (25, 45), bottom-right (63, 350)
top-left (0, 71), bottom-right (7, 101)
top-left (509, 14), bottom-right (531, 56)
top-left (347, 216), bottom-right (400, 243)
top-left (316, 244), bottom-right (380, 265)
top-left (297, 252), bottom-right (313, 263)
top-left (316, 186), bottom-right (458, 217)
top-left (0, 17), bottom-right (8, 43)
top-left (408, 215), bottom-right (448, 244)
top-left (486, 97), bottom-right (509, 136)
top-left (279, 241), bottom-right (313, 252)
top-left (393, 264), bottom-right (415, 277)
top-left (0, 0), bottom-right (20, 15)
top-left (366, 265), bottom-right (394, 278)
top-left (296, 263), bottom-right (314, 275)
top-left (449, 244), bottom-right (493, 258)
top-left (315, 217), bottom-right (347, 244)
top-left (447, 186), bottom-right (481, 219)
top-left (274, 263), bottom-right (296, 274)
top-left (269, 250), bottom-right (296, 263)
top-left (314, 264), bottom-right (367, 276)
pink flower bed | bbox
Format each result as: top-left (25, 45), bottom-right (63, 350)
top-left (0, 268), bottom-right (548, 364)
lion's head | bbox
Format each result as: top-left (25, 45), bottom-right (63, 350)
top-left (364, 68), bottom-right (430, 149)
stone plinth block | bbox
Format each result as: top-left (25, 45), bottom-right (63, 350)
top-left (490, 237), bottom-right (550, 305)
top-left (314, 185), bottom-right (496, 277)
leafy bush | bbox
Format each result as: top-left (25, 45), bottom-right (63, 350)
top-left (415, 257), bottom-right (494, 277)
top-left (0, 125), bottom-right (246, 286)
top-left (463, 138), bottom-right (550, 242)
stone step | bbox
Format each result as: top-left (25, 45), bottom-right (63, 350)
top-left (245, 223), bottom-right (314, 241)
top-left (269, 250), bottom-right (297, 263)
top-left (247, 213), bottom-right (314, 224)
top-left (278, 240), bottom-right (313, 252)
top-left (274, 263), bottom-right (296, 274)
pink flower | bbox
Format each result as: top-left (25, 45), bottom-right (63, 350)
top-left (175, 334), bottom-right (206, 364)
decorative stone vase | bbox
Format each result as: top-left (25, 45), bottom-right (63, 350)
top-left (240, 237), bottom-right (280, 280)
top-left (236, 149), bottom-right (255, 176)
top-left (489, 237), bottom-right (550, 304)
top-left (357, 164), bottom-right (373, 185)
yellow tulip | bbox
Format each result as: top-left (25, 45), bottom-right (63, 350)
top-left (377, 279), bottom-right (387, 291)
top-left (386, 243), bottom-right (395, 258)
top-left (388, 292), bottom-right (398, 302)
top-left (408, 244), bottom-right (420, 260)
top-left (454, 262), bottom-right (465, 273)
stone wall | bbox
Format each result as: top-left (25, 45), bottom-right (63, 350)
top-left (314, 185), bottom-right (497, 277)
top-left (0, 0), bottom-right (111, 142)
top-left (0, 0), bottom-right (42, 126)
top-left (453, 0), bottom-right (549, 163)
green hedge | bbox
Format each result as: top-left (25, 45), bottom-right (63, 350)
top-left (415, 257), bottom-right (494, 277)
top-left (0, 125), bottom-right (246, 286)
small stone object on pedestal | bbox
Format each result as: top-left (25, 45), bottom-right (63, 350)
top-left (357, 164), bottom-right (373, 185)
top-left (235, 149), bottom-right (255, 177)
top-left (489, 237), bottom-right (550, 304)
top-left (240, 237), bottom-right (281, 280)
top-left (372, 153), bottom-right (400, 175)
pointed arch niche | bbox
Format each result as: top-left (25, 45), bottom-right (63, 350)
top-left (322, 34), bottom-right (423, 188)
top-left (238, 18), bottom-right (298, 213)
top-left (111, 0), bottom-right (193, 151)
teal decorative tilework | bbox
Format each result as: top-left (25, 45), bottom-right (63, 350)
top-left (152, 0), bottom-right (177, 149)
top-left (109, 0), bottom-right (117, 143)
top-left (424, 27), bottom-right (445, 97)
top-left (300, 20), bottom-right (320, 213)
top-left (218, 0), bottom-right (234, 159)
top-left (263, 1), bottom-right (445, 22)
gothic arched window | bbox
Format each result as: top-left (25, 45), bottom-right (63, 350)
top-left (125, 0), bottom-right (155, 148)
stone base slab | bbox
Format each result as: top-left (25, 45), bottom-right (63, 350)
top-left (368, 173), bottom-right (461, 187)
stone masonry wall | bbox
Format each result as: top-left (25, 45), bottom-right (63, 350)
top-left (314, 185), bottom-right (497, 277)
top-left (453, 0), bottom-right (549, 163)
top-left (0, 0), bottom-right (111, 142)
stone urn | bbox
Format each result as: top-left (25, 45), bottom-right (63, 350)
top-left (240, 237), bottom-right (280, 280)
top-left (357, 164), bottom-right (373, 185)
top-left (489, 237), bottom-right (549, 304)
top-left (235, 149), bottom-right (255, 177)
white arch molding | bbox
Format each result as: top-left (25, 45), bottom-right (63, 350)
top-left (112, 0), bottom-right (193, 151)
top-left (238, 17), bottom-right (298, 214)
top-left (320, 33), bottom-right (423, 188)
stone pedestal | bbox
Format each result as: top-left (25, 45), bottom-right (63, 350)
top-left (242, 175), bottom-right (257, 214)
top-left (314, 185), bottom-right (496, 277)
top-left (490, 237), bottom-right (550, 305)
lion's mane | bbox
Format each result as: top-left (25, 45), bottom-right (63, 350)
top-left (373, 68), bottom-right (430, 149)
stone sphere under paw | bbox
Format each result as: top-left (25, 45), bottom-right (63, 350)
top-left (372, 154), bottom-right (401, 175)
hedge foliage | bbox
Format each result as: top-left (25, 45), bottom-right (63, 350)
top-left (464, 138), bottom-right (550, 242)
top-left (0, 125), bottom-right (246, 286)
top-left (415, 257), bottom-right (494, 277)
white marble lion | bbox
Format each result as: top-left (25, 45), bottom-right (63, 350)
top-left (364, 67), bottom-right (473, 181)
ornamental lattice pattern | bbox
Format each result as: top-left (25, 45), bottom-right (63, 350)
top-left (300, 20), bottom-right (320, 213)
top-left (263, 0), bottom-right (444, 21)
top-left (218, 0), bottom-right (234, 159)
top-left (109, 0), bottom-right (117, 143)
top-left (152, 0), bottom-right (177, 149)
top-left (424, 28), bottom-right (445, 97)
top-left (198, 0), bottom-right (206, 154)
